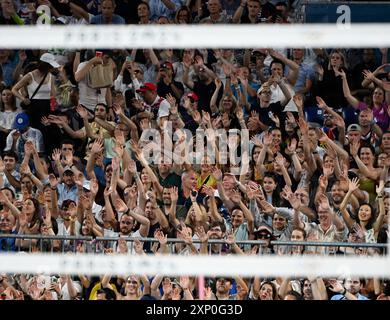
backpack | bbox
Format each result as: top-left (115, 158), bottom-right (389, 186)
top-left (86, 64), bottom-right (113, 89)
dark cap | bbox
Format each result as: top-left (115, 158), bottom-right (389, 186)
top-left (216, 277), bottom-right (233, 283)
top-left (14, 112), bottom-right (29, 130)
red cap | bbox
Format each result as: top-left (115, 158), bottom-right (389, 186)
top-left (160, 61), bottom-right (174, 70)
top-left (136, 82), bottom-right (157, 93)
top-left (187, 92), bottom-right (199, 101)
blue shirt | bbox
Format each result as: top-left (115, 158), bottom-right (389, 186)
top-left (149, 0), bottom-right (185, 21)
top-left (90, 14), bottom-right (125, 24)
top-left (331, 293), bottom-right (370, 300)
top-left (0, 231), bottom-right (17, 252)
top-left (57, 183), bottom-right (79, 207)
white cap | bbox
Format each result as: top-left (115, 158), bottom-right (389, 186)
top-left (82, 180), bottom-right (91, 190)
top-left (40, 53), bottom-right (60, 68)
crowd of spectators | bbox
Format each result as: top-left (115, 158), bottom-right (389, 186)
top-left (0, 0), bottom-right (390, 301)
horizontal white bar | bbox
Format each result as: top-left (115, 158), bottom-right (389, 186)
top-left (0, 24), bottom-right (389, 49)
top-left (0, 253), bottom-right (389, 277)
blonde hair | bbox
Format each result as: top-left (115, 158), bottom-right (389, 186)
top-left (327, 49), bottom-right (348, 70)
top-left (218, 92), bottom-right (238, 114)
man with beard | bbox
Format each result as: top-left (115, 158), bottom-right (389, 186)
top-left (357, 108), bottom-right (383, 147)
top-left (199, 221), bottom-right (227, 255)
top-left (330, 278), bottom-right (369, 300)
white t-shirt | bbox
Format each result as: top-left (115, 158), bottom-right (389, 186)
top-left (76, 61), bottom-right (107, 112)
top-left (0, 110), bottom-right (19, 130)
top-left (60, 280), bottom-right (82, 300)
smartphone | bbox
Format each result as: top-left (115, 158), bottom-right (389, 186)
top-left (268, 111), bottom-right (274, 118)
top-left (126, 56), bottom-right (132, 62)
top-left (95, 51), bottom-right (103, 58)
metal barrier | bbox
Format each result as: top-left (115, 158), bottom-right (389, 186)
top-left (0, 234), bottom-right (387, 256)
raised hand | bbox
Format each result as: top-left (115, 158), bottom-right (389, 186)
top-left (195, 226), bottom-right (208, 243)
top-left (348, 177), bottom-right (360, 193)
top-left (362, 69), bottom-right (375, 81)
top-left (231, 189), bottom-right (241, 204)
top-left (225, 230), bottom-right (236, 245)
top-left (376, 180), bottom-right (385, 196)
top-left (211, 166), bottom-right (222, 181)
top-left (48, 174), bottom-right (58, 189)
top-left (316, 96), bottom-right (328, 109)
top-left (89, 178), bottom-right (99, 196)
top-left (214, 77), bottom-right (222, 88)
top-left (259, 200), bottom-right (276, 214)
top-left (41, 116), bottom-right (50, 127)
top-left (91, 138), bottom-right (104, 155)
top-left (51, 148), bottom-right (61, 162)
top-left (333, 67), bottom-right (346, 79)
top-left (74, 172), bottom-right (85, 189)
top-left (318, 174), bottom-right (328, 190)
top-left (170, 186), bottom-right (179, 203)
top-left (349, 140), bottom-right (360, 157)
top-left (274, 153), bottom-right (286, 167)
top-left (76, 105), bottom-right (88, 119)
top-left (155, 229), bottom-right (168, 246)
top-left (323, 164), bottom-right (334, 177)
top-left (287, 138), bottom-right (297, 154)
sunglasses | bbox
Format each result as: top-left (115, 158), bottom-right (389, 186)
top-left (256, 233), bottom-right (271, 239)
top-left (134, 70), bottom-right (142, 74)
top-left (127, 280), bottom-right (138, 284)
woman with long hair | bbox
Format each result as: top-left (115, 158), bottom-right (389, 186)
top-left (340, 178), bottom-right (385, 243)
top-left (0, 87), bottom-right (18, 150)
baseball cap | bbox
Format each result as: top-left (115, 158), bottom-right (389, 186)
top-left (254, 223), bottom-right (273, 236)
top-left (347, 124), bottom-right (362, 132)
top-left (136, 82), bottom-right (157, 93)
top-left (160, 61), bottom-right (173, 70)
top-left (257, 85), bottom-right (271, 95)
top-left (187, 92), bottom-right (199, 102)
top-left (40, 53), bottom-right (60, 68)
top-left (63, 165), bottom-right (74, 175)
top-left (82, 180), bottom-right (91, 191)
top-left (14, 112), bottom-right (29, 130)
